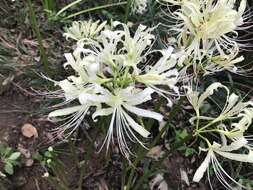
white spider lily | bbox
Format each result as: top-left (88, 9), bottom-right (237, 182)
top-left (187, 82), bottom-right (252, 121)
top-left (224, 106), bottom-right (253, 139)
top-left (48, 80), bottom-right (105, 136)
top-left (79, 29), bottom-right (123, 68)
top-left (162, 0), bottom-right (248, 74)
top-left (135, 47), bottom-right (179, 106)
top-left (48, 86), bottom-right (104, 137)
top-left (186, 82), bottom-right (226, 114)
top-left (187, 82), bottom-right (253, 188)
top-left (193, 138), bottom-right (253, 190)
top-left (131, 0), bottom-right (148, 14)
top-left (47, 21), bottom-right (180, 159)
top-left (187, 83), bottom-right (253, 140)
top-left (168, 0), bottom-right (246, 53)
top-left (64, 47), bottom-right (102, 83)
top-left (203, 50), bottom-right (245, 75)
top-left (78, 22), bottom-right (155, 74)
top-left (63, 20), bottom-right (107, 42)
top-left (92, 86), bottom-right (163, 158)
top-left (114, 22), bottom-right (155, 73)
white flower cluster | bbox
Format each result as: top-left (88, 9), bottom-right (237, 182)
top-left (187, 82), bottom-right (253, 189)
top-left (63, 20), bottom-right (107, 42)
top-left (161, 0), bottom-right (248, 75)
top-left (160, 0), bottom-right (253, 188)
top-left (50, 20), bottom-right (179, 158)
top-left (46, 0), bottom-right (252, 188)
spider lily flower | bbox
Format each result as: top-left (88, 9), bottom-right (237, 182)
top-left (131, 0), bottom-right (148, 14)
top-left (166, 0), bottom-right (246, 53)
top-left (78, 29), bottom-right (124, 69)
top-left (187, 82), bottom-right (253, 127)
top-left (47, 21), bottom-right (178, 158)
top-left (193, 138), bottom-right (253, 189)
top-left (161, 0), bottom-right (248, 74)
top-left (114, 22), bottom-right (155, 73)
top-left (92, 86), bottom-right (163, 158)
top-left (135, 47), bottom-right (179, 106)
top-left (48, 84), bottom-right (106, 137)
top-left (78, 22), bottom-right (155, 74)
top-left (223, 105), bottom-right (253, 139)
top-left (186, 82), bottom-right (227, 115)
top-left (187, 82), bottom-right (253, 188)
top-left (63, 47), bottom-right (104, 83)
top-left (63, 20), bottom-right (107, 42)
top-left (203, 49), bottom-right (245, 75)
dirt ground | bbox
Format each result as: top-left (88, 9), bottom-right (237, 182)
top-left (0, 88), bottom-right (54, 190)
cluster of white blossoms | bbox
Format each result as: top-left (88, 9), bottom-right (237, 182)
top-left (161, 0), bottom-right (249, 75)
top-left (159, 0), bottom-right (253, 188)
top-left (49, 20), bottom-right (179, 158)
top-left (46, 0), bottom-right (253, 188)
top-left (63, 20), bottom-right (107, 42)
top-left (186, 82), bottom-right (253, 189)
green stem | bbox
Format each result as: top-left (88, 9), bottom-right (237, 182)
top-left (132, 162), bottom-right (151, 190)
top-left (124, 0), bottom-right (132, 23)
top-left (69, 140), bottom-right (80, 168)
top-left (198, 116), bottom-right (223, 132)
top-left (121, 66), bottom-right (130, 88)
top-left (121, 159), bottom-right (127, 190)
top-left (198, 129), bottom-right (222, 133)
top-left (56, 0), bottom-right (83, 16)
top-left (77, 127), bottom-right (100, 190)
top-left (63, 2), bottom-right (127, 20)
top-left (125, 97), bottom-right (184, 190)
top-left (27, 0), bottom-right (49, 73)
top-left (196, 111), bottom-right (200, 131)
top-left (198, 134), bottom-right (211, 147)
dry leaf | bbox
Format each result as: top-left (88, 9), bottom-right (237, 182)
top-left (21, 123), bottom-right (38, 138)
top-left (25, 159), bottom-right (34, 167)
top-left (17, 144), bottom-right (31, 158)
top-left (146, 146), bottom-right (165, 160)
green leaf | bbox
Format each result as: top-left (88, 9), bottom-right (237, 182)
top-left (0, 144), bottom-right (6, 154)
top-left (32, 153), bottom-right (43, 161)
top-left (176, 129), bottom-right (189, 140)
top-left (44, 151), bottom-right (52, 158)
top-left (4, 162), bottom-right (14, 175)
top-left (5, 147), bottom-right (12, 156)
top-left (184, 148), bottom-right (195, 157)
top-left (8, 152), bottom-right (21, 160)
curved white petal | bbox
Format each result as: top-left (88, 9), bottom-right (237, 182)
top-left (92, 108), bottom-right (114, 120)
top-left (78, 92), bottom-right (108, 104)
top-left (193, 150), bottom-right (212, 182)
top-left (123, 110), bottom-right (150, 138)
top-left (124, 104), bottom-right (163, 121)
top-left (126, 87), bottom-right (154, 105)
top-left (49, 105), bottom-right (83, 118)
top-left (218, 138), bottom-right (247, 152)
top-left (198, 82), bottom-right (227, 109)
top-left (215, 150), bottom-right (253, 163)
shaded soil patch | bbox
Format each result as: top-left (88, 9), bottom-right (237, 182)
top-left (0, 87), bottom-right (54, 190)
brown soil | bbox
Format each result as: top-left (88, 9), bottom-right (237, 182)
top-left (0, 87), bottom-right (123, 190)
top-left (0, 87), bottom-right (54, 190)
